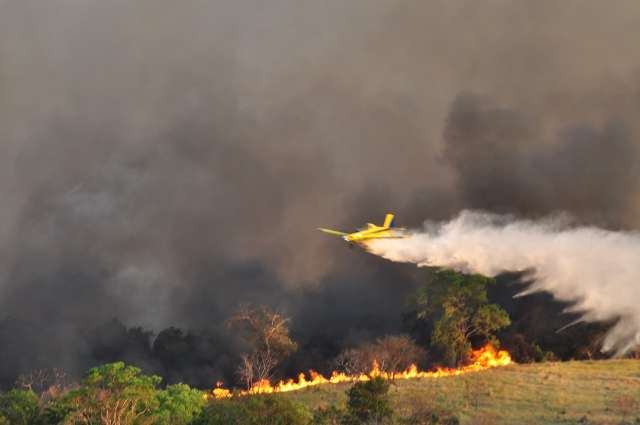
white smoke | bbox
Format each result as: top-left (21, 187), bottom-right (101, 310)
top-left (366, 210), bottom-right (640, 355)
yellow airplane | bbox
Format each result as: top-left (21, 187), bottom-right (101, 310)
top-left (318, 213), bottom-right (408, 245)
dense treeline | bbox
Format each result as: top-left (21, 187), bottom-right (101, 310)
top-left (0, 363), bottom-right (461, 425)
top-left (0, 270), bottom-right (617, 393)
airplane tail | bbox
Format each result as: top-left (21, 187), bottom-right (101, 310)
top-left (383, 213), bottom-right (395, 228)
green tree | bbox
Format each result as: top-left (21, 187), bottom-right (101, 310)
top-left (61, 362), bottom-right (161, 425)
top-left (345, 377), bottom-right (393, 424)
top-left (0, 389), bottom-right (40, 425)
top-left (154, 383), bottom-right (206, 425)
top-left (412, 270), bottom-right (511, 366)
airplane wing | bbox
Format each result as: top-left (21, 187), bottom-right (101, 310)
top-left (318, 228), bottom-right (348, 236)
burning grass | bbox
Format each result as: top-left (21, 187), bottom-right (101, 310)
top-left (208, 344), bottom-right (511, 399)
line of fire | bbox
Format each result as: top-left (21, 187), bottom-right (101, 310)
top-left (208, 344), bottom-right (512, 399)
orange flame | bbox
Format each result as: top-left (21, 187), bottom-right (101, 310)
top-left (207, 344), bottom-right (511, 399)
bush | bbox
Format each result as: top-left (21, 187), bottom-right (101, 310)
top-left (311, 405), bottom-right (346, 425)
top-left (346, 377), bottom-right (393, 424)
top-left (0, 389), bottom-right (40, 425)
top-left (39, 400), bottom-right (75, 425)
top-left (196, 395), bottom-right (312, 425)
top-left (154, 383), bottom-right (207, 425)
top-left (502, 334), bottom-right (556, 363)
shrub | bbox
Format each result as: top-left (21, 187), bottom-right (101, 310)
top-left (196, 395), bottom-right (312, 425)
top-left (0, 389), bottom-right (40, 425)
top-left (311, 405), bottom-right (345, 425)
top-left (154, 383), bottom-right (207, 425)
top-left (336, 335), bottom-right (426, 376)
top-left (346, 377), bottom-right (393, 424)
top-left (39, 400), bottom-right (75, 425)
top-left (502, 334), bottom-right (556, 363)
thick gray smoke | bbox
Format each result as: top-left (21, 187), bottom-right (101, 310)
top-left (367, 211), bottom-right (640, 355)
top-left (1, 0), bottom-right (640, 380)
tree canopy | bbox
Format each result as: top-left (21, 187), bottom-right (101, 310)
top-left (411, 270), bottom-right (511, 366)
top-left (0, 389), bottom-right (40, 425)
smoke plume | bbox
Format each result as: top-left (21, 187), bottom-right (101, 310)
top-left (367, 211), bottom-right (640, 355)
top-left (2, 0), bottom-right (640, 385)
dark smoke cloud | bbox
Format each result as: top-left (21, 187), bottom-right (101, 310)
top-left (1, 0), bottom-right (640, 386)
top-left (443, 94), bottom-right (640, 227)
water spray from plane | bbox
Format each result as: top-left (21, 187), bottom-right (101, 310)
top-left (366, 210), bottom-right (640, 356)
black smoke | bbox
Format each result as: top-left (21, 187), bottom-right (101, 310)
top-left (443, 93), bottom-right (640, 227)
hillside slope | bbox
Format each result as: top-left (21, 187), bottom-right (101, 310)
top-left (283, 360), bottom-right (640, 424)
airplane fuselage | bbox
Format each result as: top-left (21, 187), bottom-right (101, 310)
top-left (342, 226), bottom-right (403, 243)
top-left (318, 213), bottom-right (407, 245)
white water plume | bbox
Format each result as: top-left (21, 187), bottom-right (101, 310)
top-left (366, 210), bottom-right (640, 355)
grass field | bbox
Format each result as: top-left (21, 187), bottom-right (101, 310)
top-left (282, 360), bottom-right (640, 424)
